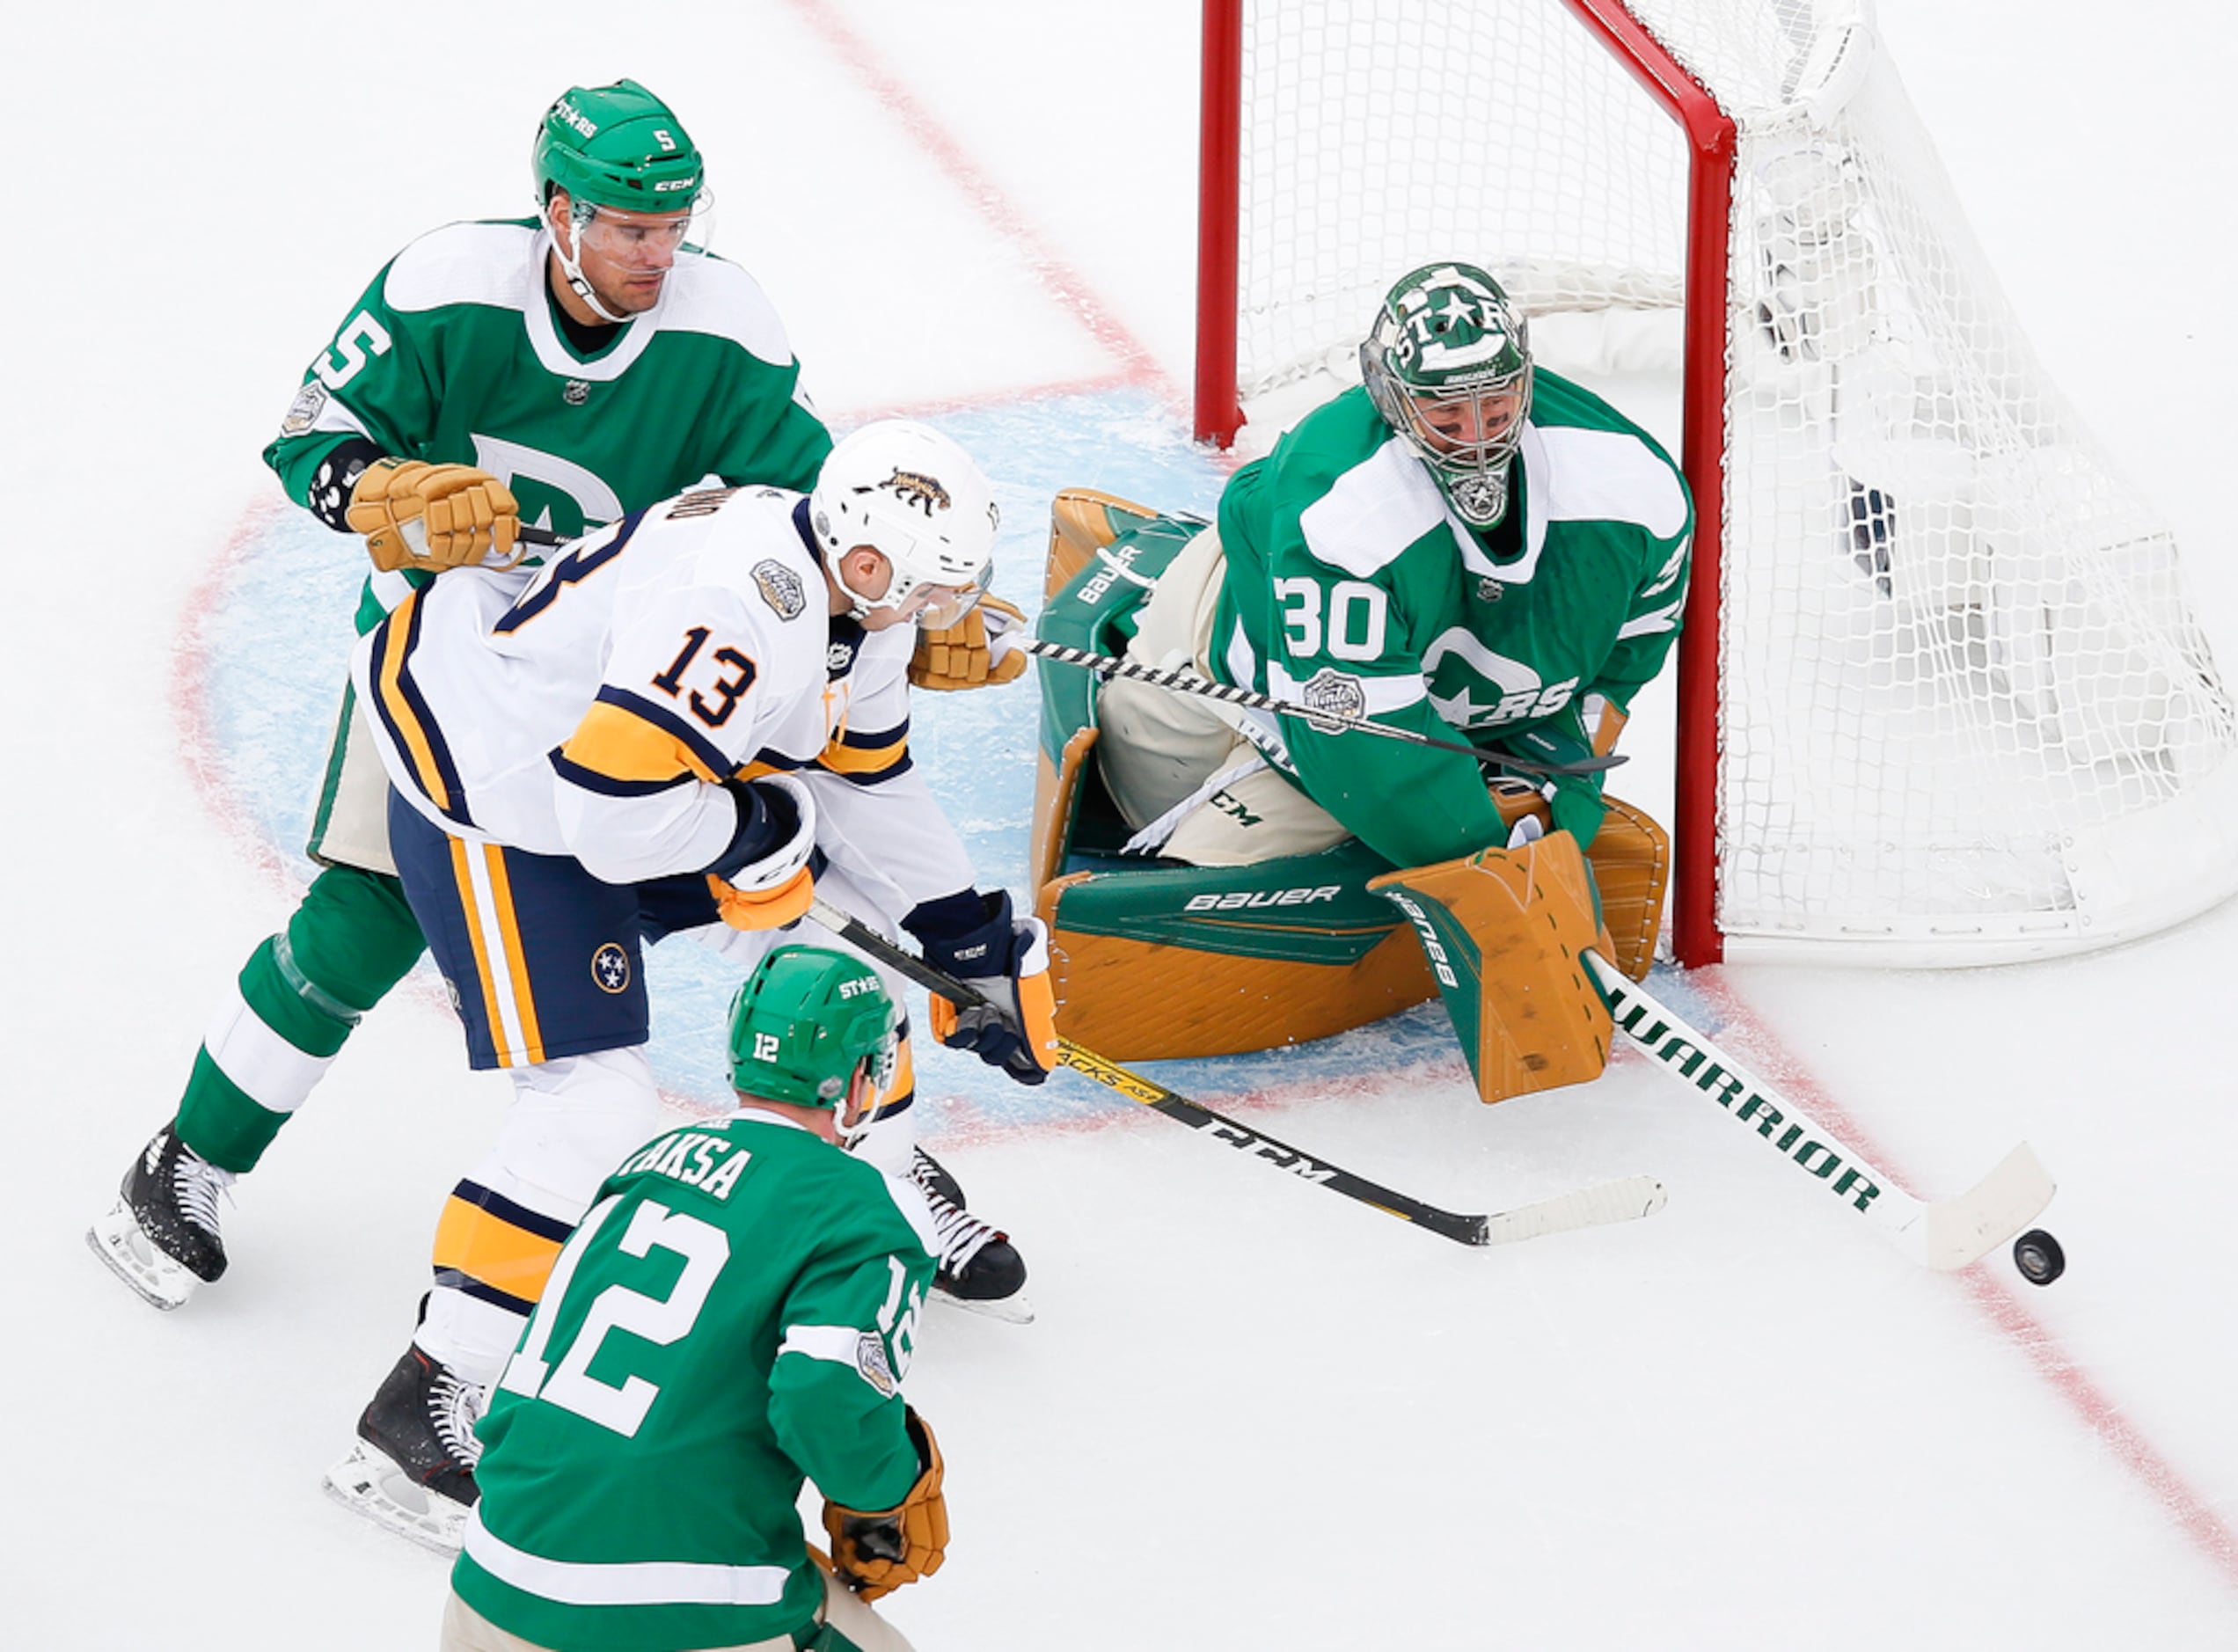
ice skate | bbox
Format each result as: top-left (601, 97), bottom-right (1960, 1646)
top-left (86, 1124), bottom-right (234, 1311)
top-left (911, 1149), bottom-right (1033, 1324)
top-left (324, 1344), bottom-right (483, 1553)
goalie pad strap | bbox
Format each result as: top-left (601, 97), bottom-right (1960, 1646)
top-left (1370, 832), bottom-right (1612, 1105)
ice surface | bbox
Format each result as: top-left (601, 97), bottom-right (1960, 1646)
top-left (6, 2), bottom-right (2235, 1648)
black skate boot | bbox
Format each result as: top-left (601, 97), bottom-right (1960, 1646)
top-left (86, 1123), bottom-right (235, 1310)
top-left (911, 1150), bottom-right (1032, 1323)
top-left (323, 1344), bottom-right (484, 1553)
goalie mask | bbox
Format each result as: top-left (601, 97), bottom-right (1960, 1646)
top-left (811, 420), bottom-right (1001, 630)
top-left (1361, 262), bottom-right (1532, 529)
top-left (727, 946), bottom-right (900, 1143)
top-left (532, 79), bottom-right (712, 323)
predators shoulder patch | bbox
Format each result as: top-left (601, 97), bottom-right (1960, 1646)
top-left (753, 559), bottom-right (807, 620)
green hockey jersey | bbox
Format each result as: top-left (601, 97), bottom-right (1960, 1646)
top-left (1210, 377), bottom-right (1692, 866)
top-left (265, 218), bottom-right (832, 627)
top-left (452, 1110), bottom-right (938, 1652)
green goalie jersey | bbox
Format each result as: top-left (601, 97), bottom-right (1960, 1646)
top-left (1210, 376), bottom-right (1692, 867)
top-left (264, 217), bottom-right (832, 628)
top-left (452, 1111), bottom-right (938, 1652)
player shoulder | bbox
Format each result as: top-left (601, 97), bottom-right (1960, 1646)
top-left (1291, 428), bottom-right (1451, 579)
top-left (379, 218), bottom-right (540, 317)
top-left (655, 252), bottom-right (799, 368)
top-left (1524, 369), bottom-right (1691, 540)
top-left (666, 486), bottom-right (826, 624)
top-left (738, 1122), bottom-right (940, 1259)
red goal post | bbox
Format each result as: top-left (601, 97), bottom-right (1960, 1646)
top-left (1193, 0), bottom-right (2238, 969)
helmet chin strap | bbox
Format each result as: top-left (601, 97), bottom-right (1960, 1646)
top-left (552, 203), bottom-right (634, 326)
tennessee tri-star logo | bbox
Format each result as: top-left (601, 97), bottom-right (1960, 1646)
top-left (591, 943), bottom-right (631, 994)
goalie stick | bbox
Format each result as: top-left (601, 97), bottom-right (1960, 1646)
top-left (803, 897), bottom-right (1665, 1248)
top-left (1015, 637), bottom-right (1623, 778)
top-left (1583, 953), bottom-right (2054, 1270)
top-left (513, 526), bottom-right (1613, 779)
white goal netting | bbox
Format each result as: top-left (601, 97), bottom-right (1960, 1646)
top-left (1225, 0), bottom-right (2238, 962)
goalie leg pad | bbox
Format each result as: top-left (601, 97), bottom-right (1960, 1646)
top-left (1370, 832), bottom-right (1613, 1105)
top-left (1584, 795), bottom-right (1671, 982)
top-left (1043, 485), bottom-right (1167, 600)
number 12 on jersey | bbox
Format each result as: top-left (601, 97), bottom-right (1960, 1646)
top-left (498, 1194), bottom-right (732, 1438)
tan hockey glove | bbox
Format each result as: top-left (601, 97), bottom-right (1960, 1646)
top-left (346, 458), bottom-right (523, 573)
top-left (823, 1408), bottom-right (948, 1602)
top-left (908, 595), bottom-right (1028, 691)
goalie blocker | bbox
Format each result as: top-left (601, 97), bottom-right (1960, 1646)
top-left (1027, 487), bottom-right (1668, 1089)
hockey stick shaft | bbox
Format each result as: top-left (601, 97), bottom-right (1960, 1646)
top-left (1016, 637), bottom-right (1620, 778)
top-left (804, 898), bottom-right (1661, 1247)
top-left (522, 523), bottom-right (1613, 779)
top-left (1583, 953), bottom-right (2052, 1270)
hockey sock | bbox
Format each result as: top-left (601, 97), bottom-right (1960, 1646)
top-left (417, 1049), bottom-right (660, 1383)
top-left (174, 864), bottom-right (427, 1173)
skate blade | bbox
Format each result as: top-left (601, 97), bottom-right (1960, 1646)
top-left (85, 1201), bottom-right (197, 1311)
top-left (933, 1284), bottom-right (1035, 1326)
top-left (323, 1442), bottom-right (471, 1555)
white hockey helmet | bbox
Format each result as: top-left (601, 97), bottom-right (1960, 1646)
top-left (809, 420), bottom-right (1000, 628)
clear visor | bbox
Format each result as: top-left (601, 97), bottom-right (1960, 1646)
top-left (571, 193), bottom-right (716, 262)
top-left (885, 560), bottom-right (993, 631)
top-left (1399, 381), bottom-right (1529, 468)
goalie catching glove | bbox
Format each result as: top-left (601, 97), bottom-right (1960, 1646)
top-left (346, 457), bottom-right (523, 573)
top-left (907, 595), bottom-right (1028, 691)
top-left (904, 889), bottom-right (1058, 1085)
top-left (823, 1407), bottom-right (947, 1601)
top-left (705, 774), bottom-right (819, 931)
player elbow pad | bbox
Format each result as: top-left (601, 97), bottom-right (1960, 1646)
top-left (705, 775), bottom-right (819, 931)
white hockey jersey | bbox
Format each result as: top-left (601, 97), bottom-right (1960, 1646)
top-left (350, 484), bottom-right (976, 908)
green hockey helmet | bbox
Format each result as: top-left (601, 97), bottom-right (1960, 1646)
top-left (531, 79), bottom-right (706, 216)
top-left (727, 946), bottom-right (900, 1122)
top-left (1360, 261), bottom-right (1532, 528)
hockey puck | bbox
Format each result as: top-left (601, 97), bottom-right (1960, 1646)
top-left (2012, 1228), bottom-right (2066, 1287)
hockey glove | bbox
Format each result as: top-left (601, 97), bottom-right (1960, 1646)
top-left (907, 595), bottom-right (1028, 691)
top-left (706, 774), bottom-right (819, 932)
top-left (823, 1408), bottom-right (947, 1602)
top-left (906, 890), bottom-right (1059, 1085)
top-left (346, 458), bottom-right (523, 573)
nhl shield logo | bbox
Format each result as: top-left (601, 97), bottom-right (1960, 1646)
top-left (753, 559), bottom-right (807, 620)
top-left (591, 943), bottom-right (631, 994)
top-left (563, 379), bottom-right (590, 406)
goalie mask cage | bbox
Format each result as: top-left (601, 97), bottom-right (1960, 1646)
top-left (1194, 0), bottom-right (2238, 967)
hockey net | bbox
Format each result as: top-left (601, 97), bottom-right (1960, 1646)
top-left (1196, 0), bottom-right (2238, 965)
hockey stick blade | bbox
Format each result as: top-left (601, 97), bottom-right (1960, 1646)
top-left (1586, 954), bottom-right (2053, 1271)
top-left (804, 898), bottom-right (1662, 1249)
top-left (1478, 1175), bottom-right (1669, 1246)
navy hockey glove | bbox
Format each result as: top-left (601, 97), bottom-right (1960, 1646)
top-left (904, 890), bottom-right (1058, 1085)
